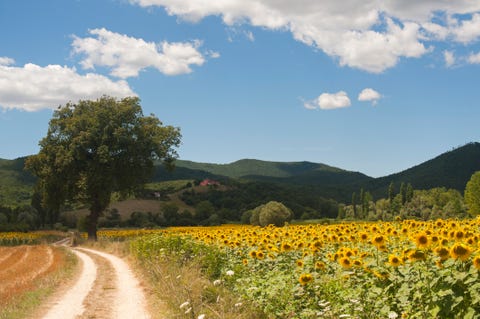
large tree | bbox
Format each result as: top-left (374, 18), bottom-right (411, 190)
top-left (26, 96), bottom-right (181, 240)
top-left (465, 171), bottom-right (480, 216)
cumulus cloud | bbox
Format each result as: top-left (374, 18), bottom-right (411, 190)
top-left (468, 52), bottom-right (480, 64)
top-left (444, 50), bottom-right (455, 67)
top-left (0, 62), bottom-right (135, 111)
top-left (0, 57), bottom-right (15, 66)
top-left (358, 88), bottom-right (382, 105)
top-left (72, 28), bottom-right (207, 78)
top-left (129, 0), bottom-right (480, 73)
top-left (304, 91), bottom-right (351, 110)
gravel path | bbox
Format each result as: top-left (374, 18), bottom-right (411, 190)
top-left (40, 247), bottom-right (151, 319)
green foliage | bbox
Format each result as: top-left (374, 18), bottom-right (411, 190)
top-left (465, 171), bottom-right (480, 216)
top-left (251, 201), bottom-right (293, 227)
top-left (131, 234), bottom-right (227, 280)
top-left (25, 96), bottom-right (181, 239)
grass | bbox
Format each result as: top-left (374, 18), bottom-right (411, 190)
top-left (0, 247), bottom-right (78, 319)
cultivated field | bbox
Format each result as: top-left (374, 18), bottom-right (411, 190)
top-left (0, 245), bottom-right (65, 308)
top-left (131, 218), bottom-right (480, 318)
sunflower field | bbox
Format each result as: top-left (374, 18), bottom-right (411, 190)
top-left (131, 218), bottom-right (480, 319)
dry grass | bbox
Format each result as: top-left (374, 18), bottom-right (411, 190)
top-left (83, 240), bottom-right (264, 319)
top-left (135, 255), bottom-right (265, 319)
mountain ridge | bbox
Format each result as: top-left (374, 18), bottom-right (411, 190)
top-left (1, 142), bottom-right (479, 206)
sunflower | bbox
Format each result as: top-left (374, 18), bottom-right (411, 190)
top-left (256, 250), bottom-right (265, 259)
top-left (435, 247), bottom-right (450, 261)
top-left (372, 235), bottom-right (386, 248)
top-left (339, 257), bottom-right (352, 268)
top-left (408, 250), bottom-right (426, 262)
top-left (249, 250), bottom-right (257, 258)
top-left (414, 232), bottom-right (430, 248)
top-left (388, 254), bottom-right (403, 267)
top-left (450, 243), bottom-right (472, 261)
top-left (242, 258), bottom-right (249, 265)
top-left (298, 273), bottom-right (314, 285)
top-left (296, 259), bottom-right (304, 267)
top-left (315, 261), bottom-right (326, 270)
top-left (281, 242), bottom-right (293, 252)
top-left (473, 256), bottom-right (480, 270)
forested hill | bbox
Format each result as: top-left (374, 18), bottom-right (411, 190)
top-left (154, 142), bottom-right (480, 196)
top-left (1, 142), bottom-right (479, 206)
top-left (364, 142), bottom-right (480, 195)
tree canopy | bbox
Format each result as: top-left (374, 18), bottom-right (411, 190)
top-left (465, 171), bottom-right (480, 216)
top-left (26, 96), bottom-right (181, 239)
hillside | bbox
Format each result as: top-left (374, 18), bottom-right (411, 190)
top-left (0, 157), bottom-right (35, 206)
top-left (364, 142), bottom-right (480, 196)
top-left (1, 142), bottom-right (479, 206)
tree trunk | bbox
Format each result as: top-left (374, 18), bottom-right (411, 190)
top-left (86, 210), bottom-right (100, 241)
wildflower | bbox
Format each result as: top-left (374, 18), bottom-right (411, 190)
top-left (299, 273), bottom-right (314, 285)
top-left (388, 311), bottom-right (399, 319)
top-left (180, 301), bottom-right (190, 309)
top-left (226, 270), bottom-right (234, 276)
top-left (450, 243), bottom-right (472, 261)
top-left (234, 302), bottom-right (243, 307)
top-left (213, 279), bottom-right (222, 286)
top-left (198, 315), bottom-right (206, 319)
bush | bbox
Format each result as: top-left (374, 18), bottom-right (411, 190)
top-left (250, 201), bottom-right (293, 227)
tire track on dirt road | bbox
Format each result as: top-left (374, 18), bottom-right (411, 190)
top-left (42, 249), bottom-right (97, 319)
top-left (40, 246), bottom-right (151, 319)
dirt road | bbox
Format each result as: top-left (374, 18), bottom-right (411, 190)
top-left (39, 247), bottom-right (151, 319)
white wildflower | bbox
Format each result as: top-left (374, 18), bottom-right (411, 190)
top-left (213, 279), bottom-right (222, 286)
top-left (234, 302), bottom-right (243, 307)
top-left (198, 314), bottom-right (206, 319)
top-left (339, 315), bottom-right (351, 318)
top-left (179, 301), bottom-right (190, 309)
top-left (226, 270), bottom-right (235, 276)
top-left (185, 307), bottom-right (192, 314)
top-left (388, 312), bottom-right (399, 319)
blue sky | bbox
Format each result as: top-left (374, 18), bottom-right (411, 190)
top-left (1, 0), bottom-right (479, 177)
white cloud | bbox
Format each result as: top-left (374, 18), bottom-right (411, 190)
top-left (444, 50), bottom-right (455, 67)
top-left (0, 57), bottom-right (15, 66)
top-left (358, 88), bottom-right (381, 105)
top-left (305, 91), bottom-right (351, 110)
top-left (450, 13), bottom-right (480, 44)
top-left (0, 62), bottom-right (135, 111)
top-left (129, 0), bottom-right (480, 73)
top-left (245, 30), bottom-right (255, 41)
top-left (468, 52), bottom-right (480, 64)
top-left (72, 28), bottom-right (207, 78)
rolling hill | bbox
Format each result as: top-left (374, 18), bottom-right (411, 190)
top-left (1, 142), bottom-right (479, 206)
